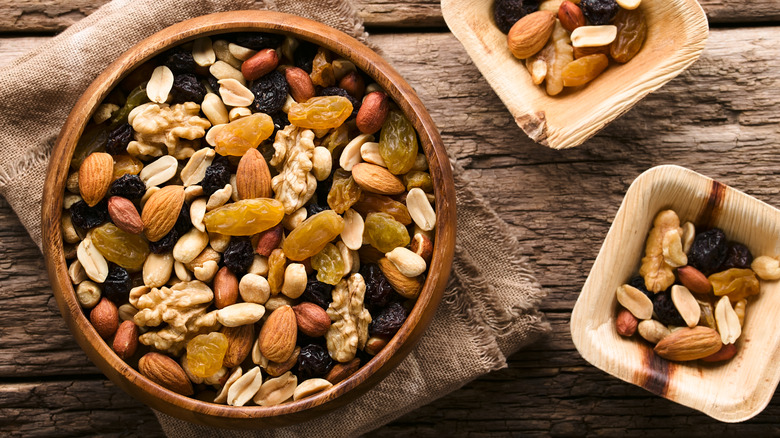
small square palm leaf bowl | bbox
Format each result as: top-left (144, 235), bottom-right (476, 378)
top-left (441, 0), bottom-right (709, 149)
top-left (571, 165), bottom-right (780, 422)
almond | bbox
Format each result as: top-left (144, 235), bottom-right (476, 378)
top-left (654, 326), bottom-right (723, 361)
top-left (90, 297), bottom-right (119, 339)
top-left (356, 91), bottom-right (390, 134)
top-left (241, 48), bottom-right (279, 81)
top-left (112, 320), bottom-right (139, 360)
top-left (292, 302), bottom-right (331, 337)
top-left (255, 224), bottom-right (283, 256)
top-left (236, 148), bottom-right (272, 199)
top-left (351, 163), bottom-right (405, 195)
top-left (285, 67), bottom-right (316, 102)
top-left (677, 266), bottom-right (711, 294)
top-left (507, 11), bottom-right (556, 59)
top-left (411, 233), bottom-right (433, 265)
top-left (615, 308), bottom-right (638, 337)
top-left (213, 266), bottom-right (239, 309)
top-left (108, 196), bottom-right (143, 234)
top-left (78, 152), bottom-right (113, 206)
top-left (265, 346), bottom-right (300, 377)
top-left (558, 1), bottom-right (585, 33)
top-left (141, 185), bottom-right (185, 242)
top-left (378, 257), bottom-right (423, 299)
top-left (138, 352), bottom-right (194, 396)
top-left (339, 71), bottom-right (365, 99)
top-left (325, 358), bottom-right (361, 384)
top-left (222, 324), bottom-right (254, 368)
top-left (259, 305), bottom-right (297, 363)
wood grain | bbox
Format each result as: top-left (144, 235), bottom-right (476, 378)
top-left (0, 0), bottom-right (778, 32)
top-left (3, 24), bottom-right (780, 435)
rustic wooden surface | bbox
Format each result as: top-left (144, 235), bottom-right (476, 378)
top-left (2, 1), bottom-right (780, 436)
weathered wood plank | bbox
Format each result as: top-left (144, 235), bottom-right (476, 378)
top-left (0, 0), bottom-right (777, 33)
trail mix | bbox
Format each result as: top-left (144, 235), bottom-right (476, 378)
top-left (494, 0), bottom-right (647, 95)
top-left (615, 209), bottom-right (780, 363)
top-left (62, 32), bottom-right (437, 405)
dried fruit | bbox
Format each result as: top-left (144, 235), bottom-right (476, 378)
top-left (561, 54), bottom-right (608, 87)
top-left (403, 171), bottom-right (433, 193)
top-left (214, 113), bottom-right (274, 156)
top-left (186, 332), bottom-right (229, 378)
top-left (203, 198), bottom-right (285, 236)
top-left (91, 223), bottom-right (150, 271)
top-left (364, 212), bottom-right (410, 253)
top-left (309, 48), bottom-right (335, 87)
top-left (719, 242), bottom-right (753, 270)
top-left (233, 32), bottom-right (284, 50)
top-left (327, 169), bottom-right (362, 214)
top-left (652, 290), bottom-right (686, 326)
top-left (102, 264), bottom-right (132, 303)
top-left (70, 200), bottom-right (108, 230)
top-left (379, 111), bottom-right (418, 175)
top-left (110, 174), bottom-right (146, 199)
top-left (615, 284), bottom-right (653, 320)
top-left (112, 154), bottom-right (143, 180)
top-left (297, 344), bottom-right (334, 380)
top-left (580, 0), bottom-right (618, 25)
top-left (320, 87), bottom-right (361, 119)
top-left (610, 7), bottom-right (647, 63)
top-left (250, 70), bottom-right (289, 114)
top-left (170, 74), bottom-right (205, 104)
top-left (201, 156), bottom-right (231, 197)
top-left (223, 239), bottom-right (254, 276)
top-left (294, 42), bottom-right (319, 73)
top-left (494, 0), bottom-right (539, 33)
top-left (688, 228), bottom-right (728, 275)
top-left (369, 302), bottom-right (407, 337)
top-left (361, 263), bottom-right (396, 312)
top-left (639, 210), bottom-right (680, 293)
top-left (282, 210), bottom-right (345, 261)
top-left (708, 268), bottom-right (760, 302)
top-left (654, 326), bottom-right (722, 361)
top-left (164, 47), bottom-right (196, 74)
top-left (267, 248), bottom-right (287, 295)
top-left (288, 96), bottom-right (353, 130)
top-left (302, 274), bottom-right (333, 309)
top-left (312, 243), bottom-right (346, 285)
top-left (105, 123), bottom-right (133, 156)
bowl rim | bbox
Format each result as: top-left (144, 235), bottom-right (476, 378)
top-left (41, 10), bottom-right (456, 428)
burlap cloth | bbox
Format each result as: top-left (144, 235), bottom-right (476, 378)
top-left (0, 0), bottom-right (550, 435)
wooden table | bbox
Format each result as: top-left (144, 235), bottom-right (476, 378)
top-left (2, 1), bottom-right (780, 436)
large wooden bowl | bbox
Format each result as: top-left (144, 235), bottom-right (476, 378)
top-left (41, 11), bottom-right (456, 429)
top-left (571, 165), bottom-right (780, 422)
top-left (441, 0), bottom-right (709, 149)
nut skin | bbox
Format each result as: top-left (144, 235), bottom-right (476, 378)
top-left (339, 71), bottom-right (365, 99)
top-left (356, 91), bottom-right (390, 134)
top-left (241, 48), bottom-right (279, 81)
top-left (558, 1), bottom-right (585, 33)
top-left (284, 67), bottom-right (316, 102)
top-left (410, 233), bottom-right (433, 265)
top-left (112, 320), bottom-right (139, 360)
top-left (507, 11), bottom-right (556, 59)
top-left (258, 305), bottom-right (298, 363)
top-left (79, 152), bottom-right (114, 207)
top-left (108, 196), bottom-right (144, 234)
top-left (677, 266), bottom-right (712, 294)
top-left (90, 297), bottom-right (119, 339)
top-left (615, 308), bottom-right (638, 337)
top-left (364, 336), bottom-right (388, 356)
top-left (654, 326), bottom-right (722, 361)
top-left (213, 266), bottom-right (239, 309)
top-left (701, 343), bottom-right (738, 362)
top-left (222, 324), bottom-right (254, 368)
top-left (255, 224), bottom-right (284, 257)
top-left (235, 148), bottom-right (272, 199)
top-left (292, 302), bottom-right (331, 337)
top-left (325, 358), bottom-right (361, 384)
top-left (141, 185), bottom-right (185, 242)
top-left (138, 352), bottom-right (194, 396)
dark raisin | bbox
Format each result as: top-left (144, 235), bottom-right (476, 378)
top-left (250, 70), bottom-right (288, 114)
top-left (306, 203), bottom-right (328, 217)
top-left (110, 174), bottom-right (145, 199)
top-left (580, 0), bottom-right (619, 25)
top-left (652, 291), bottom-right (685, 326)
top-left (294, 42), bottom-right (319, 73)
top-left (69, 200), bottom-right (108, 230)
top-left (369, 302), bottom-right (408, 337)
top-left (170, 74), bottom-right (205, 104)
top-left (201, 156), bottom-right (231, 197)
top-left (173, 203), bottom-right (191, 236)
top-left (688, 228), bottom-right (728, 275)
top-left (103, 264), bottom-right (132, 304)
top-left (223, 239), bottom-right (254, 276)
top-left (270, 111), bottom-right (289, 138)
top-left (105, 123), bottom-right (133, 155)
top-left (361, 264), bottom-right (396, 312)
top-left (149, 229), bottom-right (178, 254)
top-left (233, 32), bottom-right (285, 50)
top-left (320, 87), bottom-right (360, 119)
top-left (206, 75), bottom-right (220, 94)
top-left (163, 48), bottom-right (196, 74)
top-left (301, 274), bottom-right (332, 309)
top-left (296, 344), bottom-right (333, 381)
top-left (493, 0), bottom-right (539, 33)
top-left (314, 174), bottom-right (333, 206)
top-left (628, 275), bottom-right (653, 300)
top-left (719, 242), bottom-right (753, 270)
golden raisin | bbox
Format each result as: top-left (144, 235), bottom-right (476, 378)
top-left (311, 243), bottom-right (346, 285)
top-left (561, 54), bottom-right (609, 87)
top-left (327, 169), bottom-right (362, 214)
top-left (363, 212), bottom-right (409, 253)
top-left (282, 210), bottom-right (345, 261)
top-left (403, 171), bottom-right (433, 192)
top-left (268, 248), bottom-right (287, 294)
top-left (112, 155), bottom-right (143, 180)
top-left (185, 332), bottom-right (229, 378)
top-left (214, 113), bottom-right (274, 156)
top-left (309, 47), bottom-right (335, 87)
top-left (91, 223), bottom-right (150, 272)
top-left (203, 198), bottom-right (285, 236)
top-left (353, 193), bottom-right (411, 225)
top-left (610, 7), bottom-right (647, 63)
top-left (379, 111), bottom-right (418, 175)
top-left (288, 96), bottom-right (353, 130)
top-left (709, 268), bottom-right (760, 303)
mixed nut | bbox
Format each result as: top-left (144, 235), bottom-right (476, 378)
top-left (616, 209), bottom-right (780, 363)
top-left (494, 0), bottom-right (647, 95)
top-left (62, 32), bottom-right (437, 406)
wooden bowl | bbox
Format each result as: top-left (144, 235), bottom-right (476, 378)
top-left (40, 11), bottom-right (456, 429)
top-left (441, 0), bottom-right (709, 149)
top-left (571, 165), bottom-right (780, 422)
